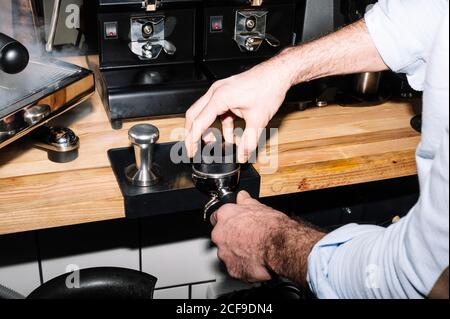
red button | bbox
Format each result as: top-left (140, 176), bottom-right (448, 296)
top-left (210, 16), bottom-right (223, 32)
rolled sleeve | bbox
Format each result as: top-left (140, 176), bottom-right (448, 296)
top-left (307, 127), bottom-right (449, 299)
top-left (307, 224), bottom-right (385, 299)
top-left (364, 0), bottom-right (448, 91)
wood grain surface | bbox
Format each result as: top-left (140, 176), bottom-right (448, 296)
top-left (0, 56), bottom-right (421, 235)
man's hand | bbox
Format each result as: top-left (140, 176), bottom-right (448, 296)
top-left (184, 20), bottom-right (387, 163)
top-left (211, 191), bottom-right (326, 286)
top-left (211, 191), bottom-right (288, 282)
top-left (185, 58), bottom-right (293, 163)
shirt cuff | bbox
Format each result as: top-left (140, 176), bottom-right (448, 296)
top-left (307, 223), bottom-right (384, 299)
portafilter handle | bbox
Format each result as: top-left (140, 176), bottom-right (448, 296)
top-left (192, 141), bottom-right (241, 225)
top-left (125, 124), bottom-right (160, 187)
top-left (0, 33), bottom-right (29, 74)
top-left (205, 190), bottom-right (238, 225)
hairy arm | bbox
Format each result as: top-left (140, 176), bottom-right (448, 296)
top-left (185, 20), bottom-right (387, 160)
top-left (212, 192), bottom-right (326, 287)
top-left (265, 217), bottom-right (326, 287)
top-left (276, 19), bottom-right (388, 86)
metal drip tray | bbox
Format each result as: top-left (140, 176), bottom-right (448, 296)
top-left (0, 58), bottom-right (95, 149)
top-left (1, 61), bottom-right (76, 108)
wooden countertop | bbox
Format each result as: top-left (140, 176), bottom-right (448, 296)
top-left (0, 56), bottom-right (420, 235)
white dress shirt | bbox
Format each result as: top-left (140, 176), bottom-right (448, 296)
top-left (307, 0), bottom-right (449, 299)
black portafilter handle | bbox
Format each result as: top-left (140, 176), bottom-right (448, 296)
top-left (204, 190), bottom-right (238, 225)
top-left (0, 33), bottom-right (30, 74)
top-left (192, 142), bottom-right (241, 225)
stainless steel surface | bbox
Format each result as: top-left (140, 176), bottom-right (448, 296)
top-left (302, 0), bottom-right (335, 43)
top-left (126, 124), bottom-right (160, 187)
top-left (192, 151), bottom-right (241, 225)
top-left (0, 58), bottom-right (94, 149)
top-left (142, 0), bottom-right (161, 11)
top-left (161, 40), bottom-right (176, 55)
top-left (23, 105), bottom-right (51, 125)
top-left (0, 61), bottom-right (77, 112)
top-left (192, 166), bottom-right (240, 180)
top-left (244, 36), bottom-right (264, 52)
top-left (234, 10), bottom-right (280, 52)
top-left (142, 23), bottom-right (154, 37)
top-left (46, 0), bottom-right (62, 52)
top-left (265, 34), bottom-right (281, 48)
top-left (316, 100), bottom-right (328, 107)
top-left (246, 17), bottom-right (256, 30)
top-left (192, 163), bottom-right (241, 222)
top-left (129, 15), bottom-right (176, 60)
top-left (355, 72), bottom-right (381, 95)
top-left (250, 0), bottom-right (263, 6)
top-left (34, 127), bottom-right (80, 153)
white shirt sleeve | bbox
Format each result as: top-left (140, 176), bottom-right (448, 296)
top-left (307, 0), bottom-right (449, 299)
top-left (364, 0), bottom-right (448, 91)
top-left (308, 127), bottom-right (449, 299)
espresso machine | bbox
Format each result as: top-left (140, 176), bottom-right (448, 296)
top-left (97, 0), bottom-right (210, 129)
top-left (0, 32), bottom-right (95, 162)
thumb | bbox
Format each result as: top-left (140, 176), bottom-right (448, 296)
top-left (237, 191), bottom-right (259, 205)
top-left (237, 127), bottom-right (260, 163)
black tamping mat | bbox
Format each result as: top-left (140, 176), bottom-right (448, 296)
top-left (108, 142), bottom-right (261, 219)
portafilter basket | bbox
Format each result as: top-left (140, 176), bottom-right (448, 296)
top-left (192, 142), bottom-right (241, 224)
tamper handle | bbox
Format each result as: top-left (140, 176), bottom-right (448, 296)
top-left (129, 124), bottom-right (159, 167)
top-left (126, 124), bottom-right (160, 187)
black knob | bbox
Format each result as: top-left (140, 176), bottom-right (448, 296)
top-left (0, 33), bottom-right (30, 74)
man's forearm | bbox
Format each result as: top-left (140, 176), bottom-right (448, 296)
top-left (265, 19), bottom-right (388, 88)
top-left (264, 217), bottom-right (326, 287)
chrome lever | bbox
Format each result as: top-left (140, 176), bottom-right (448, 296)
top-left (244, 36), bottom-right (264, 52)
top-left (162, 40), bottom-right (176, 55)
top-left (264, 34), bottom-right (281, 48)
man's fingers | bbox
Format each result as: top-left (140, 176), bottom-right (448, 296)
top-left (237, 127), bottom-right (260, 163)
top-left (236, 190), bottom-right (260, 206)
top-left (203, 128), bottom-right (218, 144)
top-left (184, 90), bottom-right (216, 157)
top-left (185, 89), bottom-right (214, 133)
top-left (210, 211), bottom-right (218, 226)
top-left (221, 113), bottom-right (235, 144)
top-left (187, 94), bottom-right (227, 157)
top-left (236, 190), bottom-right (251, 203)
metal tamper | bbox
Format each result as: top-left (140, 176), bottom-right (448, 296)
top-left (125, 124), bottom-right (160, 187)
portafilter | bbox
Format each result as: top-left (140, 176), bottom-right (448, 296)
top-left (192, 142), bottom-right (241, 225)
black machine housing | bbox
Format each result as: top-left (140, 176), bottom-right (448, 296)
top-left (97, 0), bottom-right (305, 129)
top-left (98, 0), bottom-right (406, 129)
top-left (98, 0), bottom-right (209, 129)
top-left (201, 0), bottom-right (298, 79)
